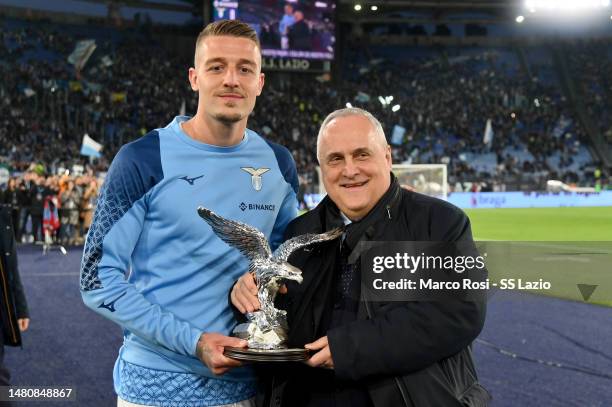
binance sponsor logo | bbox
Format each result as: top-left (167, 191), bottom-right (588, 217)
top-left (239, 202), bottom-right (276, 212)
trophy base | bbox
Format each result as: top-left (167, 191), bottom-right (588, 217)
top-left (224, 347), bottom-right (309, 362)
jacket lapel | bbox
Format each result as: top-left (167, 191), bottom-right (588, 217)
top-left (287, 179), bottom-right (403, 343)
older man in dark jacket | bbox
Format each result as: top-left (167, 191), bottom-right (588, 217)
top-left (231, 108), bottom-right (489, 407)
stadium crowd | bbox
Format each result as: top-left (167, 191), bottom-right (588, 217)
top-left (0, 170), bottom-right (98, 245)
top-left (1, 17), bottom-right (611, 242)
top-left (566, 40), bottom-right (612, 150)
top-left (251, 44), bottom-right (612, 192)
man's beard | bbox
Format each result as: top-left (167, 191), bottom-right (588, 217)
top-left (213, 111), bottom-right (243, 124)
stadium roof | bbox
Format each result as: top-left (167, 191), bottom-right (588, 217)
top-left (336, 1), bottom-right (518, 23)
top-left (17, 1), bottom-right (600, 25)
top-left (72, 0), bottom-right (520, 22)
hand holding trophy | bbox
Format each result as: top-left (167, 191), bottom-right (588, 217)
top-left (197, 207), bottom-right (343, 362)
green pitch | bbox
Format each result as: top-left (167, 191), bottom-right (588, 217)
top-left (298, 205), bottom-right (612, 304)
top-left (465, 206), bottom-right (612, 306)
top-left (300, 206), bottom-right (612, 240)
top-left (465, 206), bottom-right (612, 241)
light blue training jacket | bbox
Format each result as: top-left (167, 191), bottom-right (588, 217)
top-left (80, 116), bottom-right (298, 406)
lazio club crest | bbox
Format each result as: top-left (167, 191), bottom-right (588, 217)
top-left (241, 167), bottom-right (270, 191)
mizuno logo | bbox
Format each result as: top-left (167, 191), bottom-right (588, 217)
top-left (241, 167), bottom-right (270, 191)
top-left (98, 292), bottom-right (127, 313)
top-left (179, 175), bottom-right (204, 185)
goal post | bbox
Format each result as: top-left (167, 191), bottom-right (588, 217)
top-left (392, 164), bottom-right (448, 200)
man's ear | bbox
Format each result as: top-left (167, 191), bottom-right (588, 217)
top-left (386, 144), bottom-right (392, 168)
top-left (188, 67), bottom-right (198, 91)
top-left (256, 72), bottom-right (265, 96)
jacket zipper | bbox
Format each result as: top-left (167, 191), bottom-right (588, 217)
top-left (361, 191), bottom-right (409, 406)
top-left (363, 292), bottom-right (411, 406)
top-left (0, 258), bottom-right (18, 344)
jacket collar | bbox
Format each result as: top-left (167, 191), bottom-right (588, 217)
top-left (320, 173), bottom-right (401, 250)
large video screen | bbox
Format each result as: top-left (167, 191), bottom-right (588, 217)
top-left (212, 1), bottom-right (336, 60)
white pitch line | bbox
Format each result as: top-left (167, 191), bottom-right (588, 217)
top-left (474, 239), bottom-right (611, 253)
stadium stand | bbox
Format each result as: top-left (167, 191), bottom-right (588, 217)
top-left (2, 4), bottom-right (612, 407)
top-left (0, 14), bottom-right (611, 242)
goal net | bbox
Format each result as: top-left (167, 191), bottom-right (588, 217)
top-left (316, 164), bottom-right (448, 200)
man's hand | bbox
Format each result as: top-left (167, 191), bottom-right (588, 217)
top-left (304, 336), bottom-right (334, 370)
top-left (231, 272), bottom-right (260, 313)
top-left (18, 318), bottom-right (29, 332)
top-left (195, 333), bottom-right (247, 375)
top-left (231, 272), bottom-right (288, 314)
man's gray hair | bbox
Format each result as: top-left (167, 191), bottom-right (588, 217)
top-left (316, 107), bottom-right (386, 161)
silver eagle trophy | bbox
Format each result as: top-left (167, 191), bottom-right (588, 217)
top-left (197, 207), bottom-right (343, 360)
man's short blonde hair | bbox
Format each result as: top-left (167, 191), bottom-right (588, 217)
top-left (194, 19), bottom-right (261, 66)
